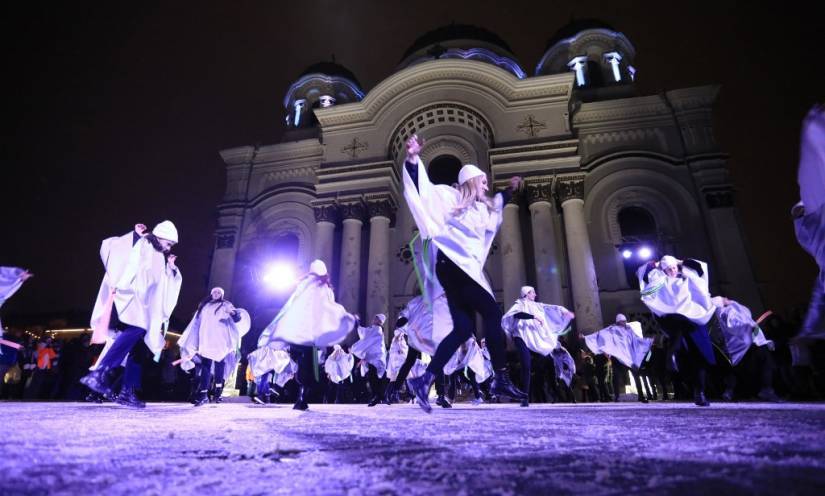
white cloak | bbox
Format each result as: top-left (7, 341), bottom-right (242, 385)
top-left (398, 293), bottom-right (453, 357)
top-left (711, 298), bottom-right (771, 366)
top-left (443, 338), bottom-right (492, 383)
top-left (0, 266), bottom-right (26, 347)
top-left (551, 345), bottom-right (576, 387)
top-left (258, 275), bottom-right (355, 348)
top-left (351, 324), bottom-right (387, 378)
top-left (90, 232), bottom-right (183, 355)
top-left (403, 156), bottom-right (504, 300)
top-left (325, 345), bottom-right (355, 384)
top-left (584, 322), bottom-right (652, 369)
top-left (637, 260), bottom-right (715, 325)
top-left (501, 298), bottom-right (574, 356)
top-left (247, 343), bottom-right (292, 379)
top-left (178, 301), bottom-right (250, 363)
top-left (386, 329), bottom-right (409, 382)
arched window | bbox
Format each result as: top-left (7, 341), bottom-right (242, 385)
top-left (428, 154), bottom-right (462, 186)
top-left (617, 206), bottom-right (657, 286)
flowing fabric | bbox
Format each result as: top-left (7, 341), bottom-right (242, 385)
top-left (273, 359), bottom-right (298, 387)
top-left (584, 322), bottom-right (652, 369)
top-left (397, 294), bottom-right (453, 356)
top-left (178, 302), bottom-right (250, 363)
top-left (247, 345), bottom-right (292, 378)
top-left (386, 330), bottom-right (409, 381)
top-left (501, 298), bottom-right (574, 356)
top-left (403, 156), bottom-right (503, 300)
top-left (710, 298), bottom-right (771, 366)
top-left (89, 232), bottom-right (183, 355)
top-left (443, 338), bottom-right (492, 382)
top-left (406, 358), bottom-right (428, 380)
top-left (637, 260), bottom-right (715, 325)
top-left (258, 275), bottom-right (355, 348)
top-left (351, 325), bottom-right (387, 377)
top-left (324, 345), bottom-right (355, 384)
top-left (0, 267), bottom-right (26, 351)
top-left (798, 105), bottom-right (825, 213)
top-left (551, 345), bottom-right (576, 387)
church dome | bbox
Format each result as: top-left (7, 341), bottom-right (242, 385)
top-left (398, 23), bottom-right (526, 79)
top-left (283, 60), bottom-right (364, 130)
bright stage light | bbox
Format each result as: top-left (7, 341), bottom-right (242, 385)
top-left (622, 249), bottom-right (633, 259)
top-left (262, 263), bottom-right (297, 291)
top-left (638, 247), bottom-right (653, 260)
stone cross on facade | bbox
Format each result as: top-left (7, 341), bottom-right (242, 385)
top-left (341, 138), bottom-right (369, 159)
top-left (517, 114), bottom-right (547, 137)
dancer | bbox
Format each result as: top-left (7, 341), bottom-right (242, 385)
top-left (0, 267), bottom-right (32, 372)
top-left (256, 259), bottom-right (356, 410)
top-left (501, 285), bottom-right (575, 406)
top-left (637, 255), bottom-right (716, 406)
top-left (585, 314), bottom-right (652, 402)
top-left (324, 344), bottom-right (354, 403)
top-left (81, 221), bottom-right (182, 408)
top-left (351, 314), bottom-right (388, 406)
top-left (177, 287), bottom-right (250, 406)
top-left (791, 105), bottom-right (825, 364)
top-left (403, 134), bottom-right (526, 413)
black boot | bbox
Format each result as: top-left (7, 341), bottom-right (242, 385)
top-left (491, 369), bottom-right (527, 401)
top-left (193, 390), bottom-right (209, 407)
top-left (115, 388), bottom-right (146, 409)
top-left (383, 383), bottom-right (397, 405)
top-left (435, 395), bottom-right (452, 408)
top-left (212, 383), bottom-right (224, 403)
top-left (520, 399), bottom-right (529, 407)
top-left (80, 369), bottom-right (113, 398)
top-left (367, 396), bottom-right (381, 407)
top-left (693, 390), bottom-right (710, 407)
top-left (408, 371), bottom-right (435, 413)
top-left (293, 386), bottom-right (309, 410)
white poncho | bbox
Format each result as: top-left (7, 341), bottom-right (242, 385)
top-left (584, 322), bottom-right (652, 369)
top-left (711, 298), bottom-right (771, 366)
top-left (637, 260), bottom-right (715, 325)
top-left (258, 275), bottom-right (355, 348)
top-left (90, 232), bottom-right (183, 355)
top-left (551, 345), bottom-right (576, 387)
top-left (247, 343), bottom-right (293, 379)
top-left (324, 345), bottom-right (355, 384)
top-left (0, 267), bottom-right (26, 349)
top-left (443, 338), bottom-right (492, 383)
top-left (398, 293), bottom-right (453, 357)
top-left (501, 298), bottom-right (574, 356)
top-left (386, 329), bottom-right (409, 382)
top-left (178, 301), bottom-right (250, 363)
top-left (351, 324), bottom-right (387, 378)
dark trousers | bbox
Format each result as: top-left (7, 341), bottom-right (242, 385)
top-left (393, 347), bottom-right (422, 386)
top-left (198, 357), bottom-right (225, 392)
top-left (658, 315), bottom-right (713, 395)
top-left (365, 364), bottom-right (385, 400)
top-left (801, 276), bottom-right (825, 340)
top-left (513, 337), bottom-right (534, 399)
top-left (290, 345), bottom-right (316, 398)
top-left (96, 325), bottom-right (150, 391)
top-left (612, 361), bottom-right (646, 400)
top-left (427, 252), bottom-right (506, 374)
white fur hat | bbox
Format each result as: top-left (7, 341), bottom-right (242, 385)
top-left (211, 287), bottom-right (225, 298)
top-left (309, 259), bottom-right (328, 276)
top-left (152, 220), bottom-right (178, 243)
top-left (520, 286), bottom-right (535, 298)
top-left (458, 164), bottom-right (485, 185)
top-left (615, 313), bottom-right (627, 323)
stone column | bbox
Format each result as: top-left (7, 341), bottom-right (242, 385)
top-left (338, 202), bottom-right (365, 313)
top-left (527, 182), bottom-right (563, 304)
top-left (558, 178), bottom-right (603, 332)
top-left (366, 199), bottom-right (395, 336)
top-left (499, 196), bottom-right (527, 306)
top-left (313, 203), bottom-right (338, 270)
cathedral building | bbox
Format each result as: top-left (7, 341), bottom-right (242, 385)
top-left (208, 21), bottom-right (760, 339)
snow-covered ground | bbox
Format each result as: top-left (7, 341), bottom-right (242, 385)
top-left (1, 401), bottom-right (824, 495)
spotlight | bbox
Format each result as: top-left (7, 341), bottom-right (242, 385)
top-left (638, 247), bottom-right (652, 260)
top-left (622, 249), bottom-right (633, 259)
top-left (262, 263), bottom-right (297, 292)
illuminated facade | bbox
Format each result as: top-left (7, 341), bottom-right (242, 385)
top-left (208, 23), bottom-right (760, 337)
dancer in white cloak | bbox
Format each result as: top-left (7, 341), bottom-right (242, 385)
top-left (177, 287), bottom-right (250, 406)
top-left (351, 313), bottom-right (388, 406)
top-left (637, 255), bottom-right (716, 406)
top-left (501, 285), bottom-right (575, 406)
top-left (585, 314), bottom-right (653, 402)
top-left (81, 221), bottom-right (182, 408)
top-left (386, 328), bottom-right (409, 383)
top-left (402, 134), bottom-right (527, 413)
top-left (325, 344), bottom-right (355, 383)
top-left (0, 267), bottom-right (32, 355)
top-left (247, 341), bottom-right (294, 404)
top-left (791, 105), bottom-right (825, 366)
top-left (710, 297), bottom-right (781, 401)
top-left (256, 259), bottom-right (356, 410)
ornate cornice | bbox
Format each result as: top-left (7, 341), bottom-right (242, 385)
top-left (367, 199), bottom-right (396, 220)
top-left (526, 182), bottom-right (554, 205)
top-left (313, 203), bottom-right (339, 223)
top-left (339, 201), bottom-right (366, 222)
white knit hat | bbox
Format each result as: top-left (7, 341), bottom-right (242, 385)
top-left (211, 287), bottom-right (225, 298)
top-left (309, 259), bottom-right (328, 276)
top-left (152, 220), bottom-right (178, 243)
top-left (520, 286), bottom-right (535, 298)
top-left (458, 164), bottom-right (485, 185)
top-left (659, 255), bottom-right (679, 270)
top-left (615, 313), bottom-right (627, 323)
top-left (375, 314), bottom-right (387, 326)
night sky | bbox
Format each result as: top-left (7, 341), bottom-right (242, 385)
top-left (1, 1), bottom-right (821, 327)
